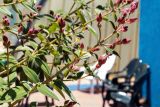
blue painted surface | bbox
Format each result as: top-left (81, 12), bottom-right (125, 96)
top-left (140, 0), bottom-right (160, 106)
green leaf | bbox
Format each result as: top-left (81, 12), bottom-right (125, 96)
top-left (9, 72), bottom-right (17, 83)
top-left (113, 12), bottom-right (117, 22)
top-left (22, 2), bottom-right (37, 13)
top-left (77, 10), bottom-right (86, 24)
top-left (109, 0), bottom-right (114, 8)
top-left (38, 33), bottom-right (46, 42)
top-left (87, 25), bottom-right (97, 37)
top-left (96, 5), bottom-right (105, 10)
top-left (54, 55), bottom-right (61, 66)
top-left (37, 84), bottom-right (59, 100)
top-left (22, 66), bottom-right (40, 83)
top-left (29, 102), bottom-right (37, 107)
top-left (104, 47), bottom-right (120, 57)
top-left (51, 83), bottom-right (65, 99)
top-left (81, 51), bottom-right (92, 59)
top-left (0, 86), bottom-right (28, 103)
top-left (0, 77), bottom-right (7, 89)
top-left (27, 41), bottom-right (38, 50)
top-left (53, 80), bottom-right (76, 101)
top-left (48, 22), bottom-right (58, 34)
top-left (35, 58), bottom-right (51, 78)
top-left (109, 21), bottom-right (116, 30)
top-left (0, 7), bottom-right (13, 18)
top-left (16, 46), bottom-right (33, 52)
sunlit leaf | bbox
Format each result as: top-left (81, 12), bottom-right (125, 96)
top-left (37, 84), bottom-right (59, 100)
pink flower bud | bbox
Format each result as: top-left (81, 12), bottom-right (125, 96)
top-left (2, 16), bottom-right (10, 26)
top-left (130, 1), bottom-right (138, 13)
top-left (28, 28), bottom-right (34, 35)
top-left (71, 65), bottom-right (80, 71)
top-left (18, 24), bottom-right (23, 33)
top-left (36, 5), bottom-right (42, 11)
top-left (121, 8), bottom-right (130, 16)
top-left (115, 0), bottom-right (122, 5)
top-left (118, 25), bottom-right (128, 32)
top-left (114, 38), bottom-right (122, 45)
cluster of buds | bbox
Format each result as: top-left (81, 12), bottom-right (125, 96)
top-left (116, 0), bottom-right (138, 32)
top-left (96, 54), bottom-right (109, 68)
top-left (27, 28), bottom-right (40, 37)
top-left (109, 38), bottom-right (131, 49)
top-left (2, 16), bottom-right (10, 26)
top-left (57, 17), bottom-right (66, 33)
top-left (3, 35), bottom-right (10, 47)
top-left (96, 13), bottom-right (103, 26)
top-left (121, 0), bottom-right (138, 16)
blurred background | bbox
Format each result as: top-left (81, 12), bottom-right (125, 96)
top-left (0, 0), bottom-right (160, 107)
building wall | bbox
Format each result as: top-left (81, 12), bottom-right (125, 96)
top-left (42, 1), bottom-right (139, 71)
top-left (140, 0), bottom-right (160, 106)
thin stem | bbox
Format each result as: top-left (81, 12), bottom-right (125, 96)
top-left (95, 24), bottom-right (102, 46)
top-left (6, 47), bottom-right (10, 88)
top-left (68, 1), bottom-right (76, 14)
top-left (69, 0), bottom-right (94, 16)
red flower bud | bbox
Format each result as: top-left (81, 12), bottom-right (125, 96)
top-left (125, 18), bottom-right (138, 24)
top-left (91, 47), bottom-right (100, 52)
top-left (80, 43), bottom-right (84, 49)
top-left (117, 17), bottom-right (125, 24)
top-left (3, 35), bottom-right (10, 47)
top-left (109, 44), bottom-right (115, 49)
top-left (58, 17), bottom-right (65, 28)
top-left (98, 55), bottom-right (108, 65)
top-left (121, 38), bottom-right (131, 44)
top-left (122, 0), bottom-right (134, 3)
top-left (3, 35), bottom-right (8, 43)
top-left (96, 13), bottom-right (103, 23)
top-left (96, 64), bottom-right (101, 69)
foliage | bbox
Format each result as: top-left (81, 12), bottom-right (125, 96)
top-left (0, 0), bottom-right (138, 106)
